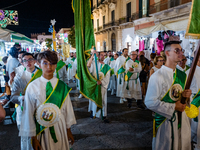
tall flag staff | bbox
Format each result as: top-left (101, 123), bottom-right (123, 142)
top-left (51, 19), bottom-right (57, 52)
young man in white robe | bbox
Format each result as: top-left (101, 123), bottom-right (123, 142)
top-left (124, 51), bottom-right (143, 109)
top-left (65, 52), bottom-right (76, 82)
top-left (19, 51), bottom-right (76, 150)
top-left (87, 51), bottom-right (111, 123)
top-left (185, 56), bottom-right (200, 150)
top-left (114, 48), bottom-right (130, 103)
top-left (145, 36), bottom-right (192, 150)
top-left (54, 52), bottom-right (68, 84)
top-left (176, 54), bottom-right (190, 72)
top-left (109, 53), bottom-right (118, 95)
top-left (11, 52), bottom-right (42, 150)
top-left (104, 50), bottom-right (113, 65)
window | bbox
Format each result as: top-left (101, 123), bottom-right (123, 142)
top-left (97, 19), bottom-right (99, 31)
top-left (111, 10), bottom-right (115, 26)
top-left (142, 0), bottom-right (147, 15)
top-left (103, 16), bottom-right (105, 28)
top-left (127, 2), bottom-right (131, 22)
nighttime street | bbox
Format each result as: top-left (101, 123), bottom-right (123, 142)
top-left (0, 83), bottom-right (152, 150)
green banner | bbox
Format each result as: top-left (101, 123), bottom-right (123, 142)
top-left (185, 0), bottom-right (200, 38)
top-left (73, 0), bottom-right (102, 108)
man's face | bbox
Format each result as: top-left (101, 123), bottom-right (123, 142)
top-left (70, 53), bottom-right (74, 57)
top-left (39, 59), bottom-right (57, 76)
top-left (22, 55), bottom-right (36, 70)
top-left (124, 49), bottom-right (128, 57)
top-left (104, 52), bottom-right (107, 57)
top-left (167, 44), bottom-right (183, 63)
top-left (130, 51), bottom-right (137, 60)
top-left (99, 52), bottom-right (105, 61)
top-left (18, 53), bottom-right (23, 64)
top-left (74, 53), bottom-right (76, 58)
top-left (157, 57), bottom-right (164, 66)
top-left (114, 54), bottom-right (118, 60)
top-left (108, 52), bottom-right (112, 57)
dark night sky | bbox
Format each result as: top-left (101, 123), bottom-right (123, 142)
top-left (0, 0), bottom-right (74, 37)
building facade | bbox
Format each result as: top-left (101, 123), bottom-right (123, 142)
top-left (92, 0), bottom-right (192, 52)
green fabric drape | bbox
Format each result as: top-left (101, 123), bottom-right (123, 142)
top-left (74, 0), bottom-right (102, 108)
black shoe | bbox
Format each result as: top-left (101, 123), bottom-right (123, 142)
top-left (103, 118), bottom-right (110, 123)
top-left (137, 104), bottom-right (145, 110)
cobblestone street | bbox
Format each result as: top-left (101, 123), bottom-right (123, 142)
top-left (0, 83), bottom-right (153, 150)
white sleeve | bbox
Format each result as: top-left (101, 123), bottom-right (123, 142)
top-left (101, 70), bottom-right (110, 89)
top-left (19, 86), bottom-right (36, 137)
top-left (145, 74), bottom-right (175, 119)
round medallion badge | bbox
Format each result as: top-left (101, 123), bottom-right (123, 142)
top-left (169, 84), bottom-right (183, 101)
top-left (36, 103), bottom-right (61, 127)
top-left (132, 62), bottom-right (138, 68)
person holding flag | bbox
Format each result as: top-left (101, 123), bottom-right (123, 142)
top-left (10, 52), bottom-right (42, 150)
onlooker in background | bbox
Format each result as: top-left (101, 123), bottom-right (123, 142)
top-left (139, 51), bottom-right (150, 71)
top-left (160, 51), bottom-right (166, 65)
top-left (177, 54), bottom-right (190, 72)
top-left (139, 55), bottom-right (148, 99)
top-left (2, 56), bottom-right (9, 84)
top-left (150, 56), bottom-right (164, 77)
top-left (150, 53), bottom-right (156, 69)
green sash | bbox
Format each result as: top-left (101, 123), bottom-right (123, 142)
top-left (71, 57), bottom-right (76, 62)
top-left (125, 60), bottom-right (140, 90)
top-left (153, 69), bottom-right (186, 150)
top-left (110, 68), bottom-right (115, 76)
top-left (184, 65), bottom-right (190, 72)
top-left (36, 80), bottom-right (72, 143)
top-left (68, 57), bottom-right (76, 69)
top-left (110, 57), bottom-right (114, 62)
top-left (185, 89), bottom-right (200, 119)
top-left (100, 64), bottom-right (111, 76)
top-left (24, 67), bottom-right (42, 92)
top-left (56, 60), bottom-right (66, 79)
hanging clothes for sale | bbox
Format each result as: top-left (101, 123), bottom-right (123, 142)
top-left (139, 39), bottom-right (144, 52)
top-left (156, 35), bottom-right (164, 55)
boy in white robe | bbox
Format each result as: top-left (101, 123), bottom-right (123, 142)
top-left (114, 48), bottom-right (130, 103)
top-left (109, 53), bottom-right (118, 95)
top-left (87, 51), bottom-right (110, 123)
top-left (11, 52), bottom-right (42, 150)
top-left (65, 52), bottom-right (76, 81)
top-left (124, 51), bottom-right (143, 108)
top-left (20, 51), bottom-right (76, 150)
top-left (186, 56), bottom-right (200, 150)
top-left (145, 36), bottom-right (192, 150)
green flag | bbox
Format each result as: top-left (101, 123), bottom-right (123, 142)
top-left (185, 0), bottom-right (200, 38)
top-left (73, 0), bottom-right (102, 108)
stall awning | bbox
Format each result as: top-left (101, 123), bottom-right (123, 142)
top-left (0, 28), bottom-right (34, 45)
top-left (135, 18), bottom-right (189, 36)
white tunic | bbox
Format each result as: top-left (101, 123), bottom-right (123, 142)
top-left (114, 55), bottom-right (127, 98)
top-left (186, 66), bottom-right (200, 149)
top-left (108, 60), bottom-right (117, 91)
top-left (145, 65), bottom-right (191, 150)
top-left (88, 61), bottom-right (110, 118)
top-left (65, 57), bottom-right (76, 80)
top-left (54, 65), bottom-right (68, 84)
top-left (124, 59), bottom-right (142, 99)
top-left (104, 57), bottom-right (112, 65)
top-left (152, 66), bottom-right (159, 73)
top-left (19, 76), bottom-right (76, 150)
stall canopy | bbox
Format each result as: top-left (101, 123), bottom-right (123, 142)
top-left (0, 28), bottom-right (34, 45)
top-left (135, 18), bottom-right (189, 36)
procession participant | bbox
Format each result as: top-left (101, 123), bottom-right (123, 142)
top-left (145, 36), bottom-right (191, 150)
top-left (11, 52), bottom-right (42, 150)
top-left (54, 52), bottom-right (68, 84)
top-left (176, 54), bottom-right (190, 72)
top-left (124, 51), bottom-right (143, 109)
top-left (109, 53), bottom-right (118, 95)
top-left (104, 50), bottom-right (114, 65)
top-left (87, 51), bottom-right (111, 123)
top-left (149, 56), bottom-right (164, 77)
top-left (19, 51), bottom-right (76, 150)
top-left (114, 48), bottom-right (130, 103)
top-left (65, 52), bottom-right (76, 82)
top-left (150, 53), bottom-right (156, 69)
top-left (185, 56), bottom-right (200, 150)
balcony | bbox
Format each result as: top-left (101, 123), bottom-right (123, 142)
top-left (149, 0), bottom-right (192, 14)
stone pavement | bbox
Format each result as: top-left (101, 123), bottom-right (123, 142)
top-left (0, 83), bottom-right (153, 150)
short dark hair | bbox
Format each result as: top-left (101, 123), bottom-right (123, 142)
top-left (107, 50), bottom-right (112, 52)
top-left (34, 53), bottom-right (39, 60)
top-left (164, 41), bottom-right (181, 51)
top-left (115, 53), bottom-right (119, 57)
top-left (18, 51), bottom-right (26, 55)
top-left (2, 56), bottom-right (8, 63)
top-left (122, 48), bottom-right (128, 52)
top-left (150, 53), bottom-right (156, 59)
top-left (37, 51), bottom-right (58, 64)
top-left (9, 47), bottom-right (20, 58)
top-left (22, 53), bottom-right (34, 59)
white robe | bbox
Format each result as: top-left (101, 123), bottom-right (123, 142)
top-left (19, 76), bottom-right (76, 150)
top-left (124, 59), bottom-right (142, 99)
top-left (114, 55), bottom-right (127, 98)
top-left (65, 57), bottom-right (76, 80)
top-left (104, 57), bottom-right (112, 65)
top-left (186, 66), bottom-right (200, 149)
top-left (152, 66), bottom-right (159, 73)
top-left (108, 60), bottom-right (117, 92)
top-left (88, 61), bottom-right (110, 118)
top-left (54, 65), bottom-right (68, 84)
top-left (145, 65), bottom-right (191, 150)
